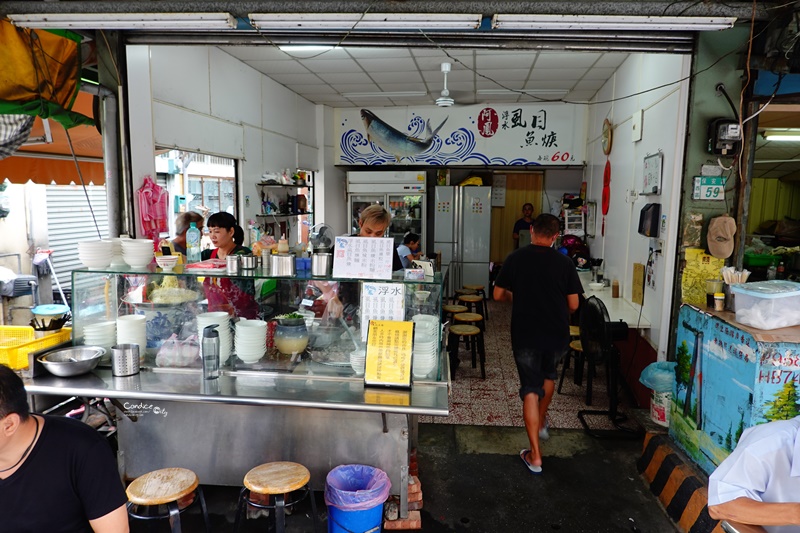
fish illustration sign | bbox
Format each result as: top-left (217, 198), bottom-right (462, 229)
top-left (335, 104), bottom-right (586, 166)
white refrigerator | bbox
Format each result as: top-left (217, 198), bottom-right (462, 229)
top-left (434, 186), bottom-right (492, 294)
top-left (347, 171), bottom-right (426, 246)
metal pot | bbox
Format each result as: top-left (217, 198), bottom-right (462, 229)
top-left (271, 253), bottom-right (296, 276)
top-left (311, 253), bottom-right (333, 277)
top-left (240, 254), bottom-right (259, 270)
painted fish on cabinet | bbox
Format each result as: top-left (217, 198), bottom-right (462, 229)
top-left (361, 109), bottom-right (448, 161)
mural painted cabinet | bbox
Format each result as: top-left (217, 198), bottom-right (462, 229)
top-left (671, 304), bottom-right (800, 474)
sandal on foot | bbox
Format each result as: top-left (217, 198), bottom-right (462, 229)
top-left (539, 419), bottom-right (550, 441)
top-left (519, 449), bottom-right (543, 474)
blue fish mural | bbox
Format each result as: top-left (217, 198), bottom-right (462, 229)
top-left (361, 109), bottom-right (448, 161)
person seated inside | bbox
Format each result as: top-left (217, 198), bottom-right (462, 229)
top-left (0, 364), bottom-right (129, 532)
top-left (707, 415), bottom-right (800, 533)
top-left (396, 233), bottom-right (422, 269)
top-left (201, 213), bottom-right (258, 318)
top-left (512, 203), bottom-right (535, 249)
top-left (159, 211), bottom-right (204, 259)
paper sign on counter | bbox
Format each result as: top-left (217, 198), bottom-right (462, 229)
top-left (332, 236), bottom-right (394, 280)
top-left (360, 282), bottom-right (406, 342)
top-left (364, 320), bottom-right (413, 388)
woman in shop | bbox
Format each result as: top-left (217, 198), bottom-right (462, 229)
top-left (201, 212), bottom-right (259, 319)
top-left (396, 232), bottom-right (421, 269)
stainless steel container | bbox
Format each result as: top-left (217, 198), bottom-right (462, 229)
top-left (261, 250), bottom-right (271, 275)
top-left (111, 344), bottom-right (140, 376)
top-left (226, 255), bottom-right (240, 274)
top-left (240, 254), bottom-right (259, 270)
top-left (271, 253), bottom-right (296, 276)
top-left (311, 253), bottom-right (333, 277)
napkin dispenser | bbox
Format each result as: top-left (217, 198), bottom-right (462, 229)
top-left (412, 260), bottom-right (434, 277)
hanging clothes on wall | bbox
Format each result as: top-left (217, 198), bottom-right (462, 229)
top-left (136, 175), bottom-right (168, 242)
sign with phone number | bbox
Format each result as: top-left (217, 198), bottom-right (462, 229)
top-left (693, 176), bottom-right (726, 201)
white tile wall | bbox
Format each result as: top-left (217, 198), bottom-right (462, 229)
top-left (151, 46), bottom-right (211, 114)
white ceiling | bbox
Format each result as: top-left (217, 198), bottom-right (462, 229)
top-left (219, 45), bottom-right (630, 108)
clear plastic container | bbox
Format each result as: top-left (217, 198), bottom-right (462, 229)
top-left (730, 280), bottom-right (800, 330)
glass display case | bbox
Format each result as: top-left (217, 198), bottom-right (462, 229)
top-left (70, 264), bottom-right (447, 383)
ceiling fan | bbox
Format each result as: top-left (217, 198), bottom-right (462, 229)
top-left (435, 62), bottom-right (455, 107)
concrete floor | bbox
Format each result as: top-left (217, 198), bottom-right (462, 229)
top-left (130, 420), bottom-right (678, 532)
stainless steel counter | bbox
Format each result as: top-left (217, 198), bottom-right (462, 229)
top-left (24, 367), bottom-right (449, 416)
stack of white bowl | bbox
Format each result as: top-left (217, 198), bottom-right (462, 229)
top-left (104, 238), bottom-right (126, 267)
top-left (234, 319), bottom-right (267, 363)
top-left (350, 348), bottom-right (366, 376)
top-left (116, 315), bottom-right (147, 359)
top-left (78, 240), bottom-right (113, 268)
top-left (121, 239), bottom-right (155, 269)
top-left (197, 312), bottom-right (232, 364)
top-left (83, 320), bottom-right (116, 350)
top-left (412, 333), bottom-right (438, 378)
top-left (412, 314), bottom-right (440, 338)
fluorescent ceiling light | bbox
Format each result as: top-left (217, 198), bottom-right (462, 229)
top-left (278, 45), bottom-right (337, 52)
top-left (7, 12), bottom-right (237, 30)
top-left (477, 89), bottom-right (568, 96)
top-left (342, 91), bottom-right (428, 98)
top-left (492, 14), bottom-right (736, 31)
top-left (763, 131), bottom-right (800, 142)
top-left (249, 13), bottom-right (482, 30)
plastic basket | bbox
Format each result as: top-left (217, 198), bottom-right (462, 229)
top-left (0, 326), bottom-right (72, 370)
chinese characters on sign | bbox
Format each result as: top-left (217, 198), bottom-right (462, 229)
top-left (364, 320), bottom-right (414, 388)
top-left (332, 236), bottom-right (394, 280)
top-left (360, 282), bottom-right (406, 342)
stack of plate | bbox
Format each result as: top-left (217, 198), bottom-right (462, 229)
top-left (104, 238), bottom-right (125, 267)
top-left (350, 349), bottom-right (366, 376)
top-left (411, 314), bottom-right (440, 338)
top-left (116, 315), bottom-right (146, 359)
top-left (197, 312), bottom-right (232, 364)
top-left (235, 319), bottom-right (267, 363)
top-left (121, 239), bottom-right (155, 269)
top-left (83, 320), bottom-right (116, 351)
top-left (412, 333), bottom-right (438, 378)
top-left (78, 240), bottom-right (113, 268)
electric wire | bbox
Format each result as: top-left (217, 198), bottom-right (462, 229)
top-left (65, 128), bottom-right (103, 240)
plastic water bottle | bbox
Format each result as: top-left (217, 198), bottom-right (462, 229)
top-left (767, 261), bottom-right (777, 281)
top-left (186, 222), bottom-right (201, 263)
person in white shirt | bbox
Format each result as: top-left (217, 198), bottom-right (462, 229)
top-left (708, 416), bottom-right (800, 533)
top-left (396, 233), bottom-right (421, 269)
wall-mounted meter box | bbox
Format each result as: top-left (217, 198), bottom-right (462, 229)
top-left (707, 118), bottom-right (742, 156)
top-left (174, 195), bottom-right (186, 213)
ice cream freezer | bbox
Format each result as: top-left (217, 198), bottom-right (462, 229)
top-left (671, 303), bottom-right (800, 474)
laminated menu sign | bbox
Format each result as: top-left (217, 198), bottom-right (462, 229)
top-left (360, 282), bottom-right (406, 342)
top-left (332, 236), bottom-right (394, 280)
top-left (364, 320), bottom-right (413, 388)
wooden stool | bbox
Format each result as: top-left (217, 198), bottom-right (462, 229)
top-left (452, 287), bottom-right (476, 304)
top-left (233, 461), bottom-right (318, 533)
top-left (458, 294), bottom-right (484, 315)
top-left (557, 339), bottom-right (597, 406)
top-left (442, 304), bottom-right (468, 325)
top-left (463, 284), bottom-right (489, 320)
top-left (447, 324), bottom-right (485, 379)
top-left (562, 326), bottom-right (581, 371)
top-left (126, 467), bottom-right (210, 533)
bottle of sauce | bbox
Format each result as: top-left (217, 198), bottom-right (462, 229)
top-left (277, 236), bottom-right (289, 254)
top-left (612, 279), bottom-right (620, 298)
top-left (777, 261), bottom-right (785, 280)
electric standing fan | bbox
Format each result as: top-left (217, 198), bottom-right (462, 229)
top-left (577, 295), bottom-right (642, 438)
top-left (309, 223), bottom-right (335, 251)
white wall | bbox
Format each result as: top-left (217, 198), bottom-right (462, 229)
top-left (585, 53), bottom-right (691, 356)
top-left (126, 45), bottom-right (321, 243)
top-left (543, 169), bottom-right (583, 215)
top-left (316, 106), bottom-right (347, 236)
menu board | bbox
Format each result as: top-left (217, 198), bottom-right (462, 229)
top-left (364, 320), bottom-right (414, 388)
top-left (332, 236), bottom-right (394, 280)
top-left (360, 282), bottom-right (406, 342)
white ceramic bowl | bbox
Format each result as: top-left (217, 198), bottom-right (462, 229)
top-left (155, 256), bottom-right (179, 270)
top-left (588, 282), bottom-right (604, 291)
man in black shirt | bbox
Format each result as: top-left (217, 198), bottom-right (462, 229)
top-left (0, 365), bottom-right (129, 532)
top-left (512, 203), bottom-right (535, 249)
top-left (494, 214), bottom-right (582, 474)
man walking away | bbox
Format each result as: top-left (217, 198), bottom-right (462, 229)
top-left (493, 214), bottom-right (582, 474)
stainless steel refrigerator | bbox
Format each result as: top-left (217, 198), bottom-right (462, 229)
top-left (434, 186), bottom-right (492, 294)
top-left (347, 171), bottom-right (426, 246)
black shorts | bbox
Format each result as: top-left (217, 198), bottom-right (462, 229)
top-left (513, 347), bottom-right (561, 400)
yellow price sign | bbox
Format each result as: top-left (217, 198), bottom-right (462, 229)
top-left (364, 320), bottom-right (414, 388)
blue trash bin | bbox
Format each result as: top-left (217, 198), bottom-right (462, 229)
top-left (325, 464), bottom-right (391, 533)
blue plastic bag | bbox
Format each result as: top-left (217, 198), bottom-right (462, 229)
top-left (639, 361), bottom-right (677, 393)
top-left (324, 464), bottom-right (391, 511)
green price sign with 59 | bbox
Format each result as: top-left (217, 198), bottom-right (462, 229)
top-left (693, 176), bottom-right (726, 201)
